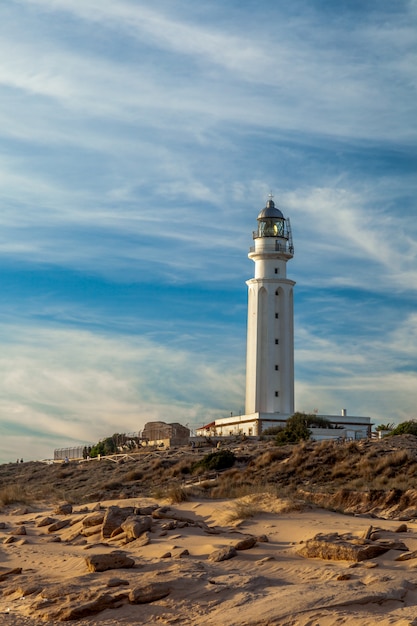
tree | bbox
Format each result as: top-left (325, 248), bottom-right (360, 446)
top-left (275, 412), bottom-right (331, 445)
top-left (389, 421), bottom-right (417, 437)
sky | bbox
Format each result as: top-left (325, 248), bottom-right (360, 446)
top-left (0, 0), bottom-right (416, 463)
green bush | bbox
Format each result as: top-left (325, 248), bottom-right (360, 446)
top-left (275, 412), bottom-right (332, 445)
top-left (192, 449), bottom-right (236, 473)
top-left (389, 420), bottom-right (417, 437)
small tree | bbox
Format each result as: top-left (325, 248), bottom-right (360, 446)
top-left (389, 421), bottom-right (417, 437)
top-left (275, 412), bottom-right (331, 445)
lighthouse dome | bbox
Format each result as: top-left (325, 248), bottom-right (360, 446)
top-left (257, 198), bottom-right (284, 220)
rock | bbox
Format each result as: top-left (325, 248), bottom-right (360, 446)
top-left (36, 516), bottom-right (56, 527)
top-left (55, 591), bottom-right (126, 620)
top-left (85, 550), bottom-right (135, 572)
top-left (81, 526), bottom-right (102, 538)
top-left (336, 573), bottom-right (352, 580)
top-left (138, 505), bottom-right (158, 515)
top-left (129, 583), bottom-right (170, 604)
top-left (101, 506), bottom-right (135, 539)
top-left (175, 548), bottom-right (189, 558)
top-left (395, 549), bottom-right (417, 562)
top-left (107, 578), bottom-right (130, 587)
top-left (54, 503), bottom-right (73, 515)
top-left (375, 539), bottom-right (409, 551)
top-left (121, 515), bottom-right (152, 541)
top-left (234, 536), bottom-right (257, 550)
top-left (161, 551), bottom-right (172, 558)
top-left (161, 521), bottom-right (176, 530)
top-left (3, 536), bottom-right (16, 544)
top-left (10, 525), bottom-right (27, 536)
top-left (0, 567), bottom-right (22, 582)
top-left (257, 534), bottom-right (269, 543)
top-left (135, 532), bottom-right (151, 547)
top-left (82, 511), bottom-right (105, 528)
top-left (0, 522), bottom-right (6, 529)
top-left (297, 533), bottom-right (391, 562)
top-left (47, 519), bottom-right (71, 533)
top-left (92, 502), bottom-right (102, 511)
top-left (394, 523), bottom-right (408, 533)
top-left (208, 546), bottom-right (238, 562)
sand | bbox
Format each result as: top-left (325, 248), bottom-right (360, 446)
top-left (1, 495), bottom-right (417, 625)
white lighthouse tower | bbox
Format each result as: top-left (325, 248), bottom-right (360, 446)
top-left (245, 196), bottom-right (295, 417)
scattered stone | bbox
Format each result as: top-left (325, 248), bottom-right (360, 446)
top-left (107, 578), bottom-right (130, 588)
top-left (49, 536), bottom-right (62, 543)
top-left (234, 536), bottom-right (257, 550)
top-left (36, 516), bottom-right (56, 528)
top-left (0, 522), bottom-right (6, 529)
top-left (208, 546), bottom-right (237, 562)
top-left (85, 550), bottom-right (135, 572)
top-left (364, 561), bottom-right (378, 568)
top-left (92, 502), bottom-right (102, 511)
top-left (256, 556), bottom-right (275, 564)
top-left (101, 506), bottom-right (135, 539)
top-left (161, 551), bottom-right (172, 558)
top-left (135, 532), bottom-right (151, 547)
top-left (395, 549), bottom-right (417, 562)
top-left (129, 582), bottom-right (170, 604)
top-left (55, 591), bottom-right (127, 620)
top-left (82, 526), bottom-right (102, 538)
top-left (298, 533), bottom-right (391, 562)
top-left (138, 505), bottom-right (158, 515)
top-left (10, 525), bottom-right (26, 536)
top-left (336, 573), bottom-right (352, 580)
top-left (54, 503), bottom-right (73, 515)
top-left (48, 519), bottom-right (71, 533)
top-left (394, 523), bottom-right (408, 533)
top-left (3, 536), bottom-right (16, 544)
top-left (121, 515), bottom-right (152, 541)
top-left (257, 534), bottom-right (269, 543)
top-left (0, 567), bottom-right (22, 582)
top-left (175, 548), bottom-right (189, 558)
top-left (82, 511), bottom-right (106, 528)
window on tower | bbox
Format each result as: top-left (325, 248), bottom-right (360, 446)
top-left (275, 313), bottom-right (279, 319)
top-left (275, 391), bottom-right (279, 397)
top-left (275, 339), bottom-right (279, 344)
top-left (275, 365), bottom-right (279, 370)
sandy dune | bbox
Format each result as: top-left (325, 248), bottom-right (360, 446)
top-left (1, 495), bottom-right (417, 625)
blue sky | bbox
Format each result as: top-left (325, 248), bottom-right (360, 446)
top-left (0, 0), bottom-right (416, 462)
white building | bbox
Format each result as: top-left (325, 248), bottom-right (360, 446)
top-left (196, 197), bottom-right (371, 440)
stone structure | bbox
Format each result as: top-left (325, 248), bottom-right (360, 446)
top-left (141, 421), bottom-right (190, 447)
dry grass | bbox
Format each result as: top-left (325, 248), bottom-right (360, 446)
top-left (0, 484), bottom-right (32, 507)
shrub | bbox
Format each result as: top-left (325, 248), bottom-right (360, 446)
top-left (275, 413), bottom-right (331, 445)
top-left (192, 449), bottom-right (236, 474)
top-left (389, 421), bottom-right (417, 437)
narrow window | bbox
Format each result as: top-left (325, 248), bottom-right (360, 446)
top-left (275, 313), bottom-right (279, 319)
top-left (275, 391), bottom-right (279, 397)
top-left (275, 365), bottom-right (279, 371)
top-left (275, 339), bottom-right (279, 345)
top-left (275, 289), bottom-right (279, 296)
top-left (275, 268), bottom-right (279, 274)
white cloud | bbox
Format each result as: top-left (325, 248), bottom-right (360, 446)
top-left (0, 324), bottom-right (245, 462)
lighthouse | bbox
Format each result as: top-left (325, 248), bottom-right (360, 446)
top-left (245, 196), bottom-right (295, 416)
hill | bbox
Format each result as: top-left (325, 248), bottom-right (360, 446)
top-left (2, 434), bottom-right (417, 518)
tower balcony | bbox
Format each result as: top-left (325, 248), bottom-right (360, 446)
top-left (250, 238), bottom-right (294, 255)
